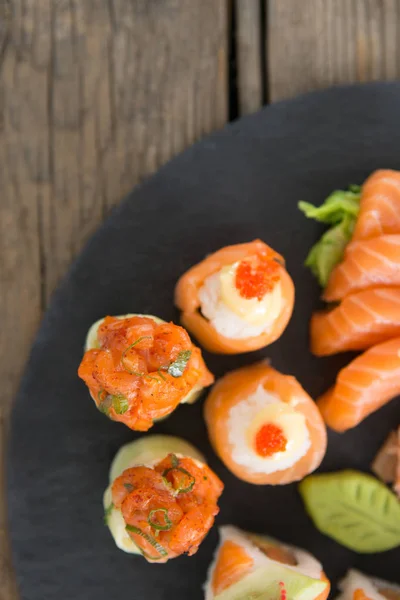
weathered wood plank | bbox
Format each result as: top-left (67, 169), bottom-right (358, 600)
top-left (235, 0), bottom-right (263, 115)
top-left (268, 0), bottom-right (400, 101)
top-left (0, 1), bottom-right (228, 596)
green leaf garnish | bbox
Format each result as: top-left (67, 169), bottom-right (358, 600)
top-left (304, 215), bottom-right (355, 288)
top-left (104, 503), bottom-right (114, 525)
top-left (299, 470), bottom-right (400, 553)
top-left (167, 350), bottom-right (192, 378)
top-left (125, 524), bottom-right (168, 560)
top-left (124, 483), bottom-right (134, 492)
top-left (148, 508), bottom-right (172, 531)
top-left (112, 395), bottom-right (129, 414)
top-left (299, 185), bottom-right (361, 287)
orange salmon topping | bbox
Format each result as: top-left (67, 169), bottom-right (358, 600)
top-left (78, 316), bottom-right (213, 431)
top-left (255, 423), bottom-right (287, 457)
top-left (235, 254), bottom-right (280, 301)
top-left (353, 589), bottom-right (373, 600)
top-left (111, 453), bottom-right (223, 562)
top-left (212, 540), bottom-right (254, 595)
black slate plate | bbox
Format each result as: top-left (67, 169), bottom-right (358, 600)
top-left (7, 82), bottom-right (400, 600)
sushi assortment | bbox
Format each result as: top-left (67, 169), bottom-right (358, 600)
top-left (76, 171), bottom-right (400, 595)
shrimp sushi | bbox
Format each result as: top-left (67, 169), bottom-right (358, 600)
top-left (78, 314), bottom-right (213, 431)
top-left (204, 362), bottom-right (327, 485)
top-left (336, 570), bottom-right (400, 600)
top-left (317, 337), bottom-right (400, 432)
top-left (175, 240), bottom-right (295, 354)
top-left (353, 169), bottom-right (400, 240)
top-left (204, 525), bottom-right (330, 600)
top-left (310, 287), bottom-right (400, 356)
top-left (103, 435), bottom-right (223, 562)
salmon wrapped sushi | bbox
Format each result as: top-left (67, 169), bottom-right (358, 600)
top-left (175, 240), bottom-right (295, 354)
top-left (103, 435), bottom-right (223, 562)
top-left (78, 314), bottom-right (213, 431)
top-left (204, 362), bottom-right (327, 485)
top-left (204, 525), bottom-right (330, 600)
top-left (336, 570), bottom-right (400, 600)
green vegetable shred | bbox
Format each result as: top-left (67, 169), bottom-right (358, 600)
top-left (298, 185), bottom-right (361, 287)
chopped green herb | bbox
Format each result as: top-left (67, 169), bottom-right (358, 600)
top-left (112, 395), bottom-right (129, 414)
top-left (104, 503), bottom-right (114, 525)
top-left (167, 350), bottom-right (192, 378)
top-left (121, 336), bottom-right (152, 374)
top-left (299, 185), bottom-right (361, 287)
top-left (203, 476), bottom-right (208, 481)
top-left (124, 483), bottom-right (134, 492)
top-left (157, 368), bottom-right (166, 381)
top-left (125, 524), bottom-right (168, 560)
top-left (148, 508), bottom-right (173, 531)
top-left (98, 392), bottom-right (129, 416)
top-left (162, 465), bottom-right (195, 495)
top-left (98, 392), bottom-right (113, 416)
top-left (146, 374), bottom-right (161, 383)
top-left (170, 454), bottom-right (179, 468)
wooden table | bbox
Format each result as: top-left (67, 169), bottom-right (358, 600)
top-left (1, 1), bottom-right (399, 596)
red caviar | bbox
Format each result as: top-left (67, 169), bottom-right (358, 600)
top-left (279, 581), bottom-right (287, 600)
top-left (111, 454), bottom-right (223, 562)
top-left (235, 253), bottom-right (280, 301)
top-left (255, 423), bottom-right (287, 457)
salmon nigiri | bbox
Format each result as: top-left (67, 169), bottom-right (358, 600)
top-left (204, 525), bottom-right (330, 600)
top-left (311, 287), bottom-right (400, 356)
top-left (175, 240), bottom-right (294, 354)
top-left (78, 314), bottom-right (213, 431)
top-left (317, 337), bottom-right (400, 432)
top-left (353, 169), bottom-right (400, 240)
top-left (204, 362), bottom-right (327, 485)
top-left (323, 235), bottom-right (400, 302)
top-left (336, 569), bottom-right (400, 600)
top-left (103, 436), bottom-right (223, 562)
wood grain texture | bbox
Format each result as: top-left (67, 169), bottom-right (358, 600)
top-left (268, 0), bottom-right (400, 101)
top-left (0, 1), bottom-right (228, 597)
top-left (235, 0), bottom-right (263, 114)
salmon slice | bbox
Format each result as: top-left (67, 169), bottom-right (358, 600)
top-left (323, 235), bottom-right (400, 302)
top-left (353, 590), bottom-right (372, 600)
top-left (212, 540), bottom-right (254, 595)
top-left (317, 337), bottom-right (400, 432)
top-left (204, 362), bottom-right (327, 485)
top-left (175, 240), bottom-right (294, 354)
top-left (311, 287), bottom-right (400, 356)
top-left (353, 170), bottom-right (400, 240)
